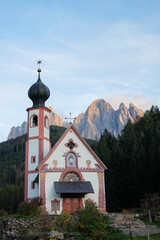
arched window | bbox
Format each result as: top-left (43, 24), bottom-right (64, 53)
top-left (66, 152), bottom-right (77, 167)
top-left (31, 115), bottom-right (38, 127)
top-left (63, 172), bottom-right (80, 182)
top-left (44, 116), bottom-right (49, 128)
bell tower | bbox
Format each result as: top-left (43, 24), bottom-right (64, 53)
top-left (25, 62), bottom-right (51, 200)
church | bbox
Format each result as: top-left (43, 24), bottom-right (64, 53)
top-left (24, 65), bottom-right (107, 214)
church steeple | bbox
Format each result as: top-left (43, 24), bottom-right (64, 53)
top-left (25, 61), bottom-right (51, 201)
top-left (28, 61), bottom-right (50, 107)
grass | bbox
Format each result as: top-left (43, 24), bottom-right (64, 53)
top-left (133, 233), bottom-right (160, 239)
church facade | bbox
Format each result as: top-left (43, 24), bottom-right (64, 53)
top-left (25, 67), bottom-right (107, 214)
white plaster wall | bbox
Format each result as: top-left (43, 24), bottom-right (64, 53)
top-left (28, 139), bottom-right (39, 170)
top-left (44, 110), bottom-right (50, 139)
top-left (45, 172), bottom-right (62, 214)
top-left (43, 139), bottom-right (50, 159)
top-left (82, 172), bottom-right (99, 205)
top-left (46, 144), bottom-right (67, 169)
top-left (44, 171), bottom-right (99, 214)
top-left (28, 173), bottom-right (39, 198)
top-left (45, 129), bottom-right (101, 170)
top-left (29, 109), bottom-right (39, 138)
top-left (44, 127), bottom-right (49, 139)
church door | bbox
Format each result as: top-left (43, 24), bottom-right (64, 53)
top-left (63, 197), bottom-right (82, 213)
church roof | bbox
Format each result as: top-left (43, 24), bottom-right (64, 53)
top-left (54, 181), bottom-right (94, 194)
top-left (28, 69), bottom-right (50, 107)
top-left (37, 124), bottom-right (107, 170)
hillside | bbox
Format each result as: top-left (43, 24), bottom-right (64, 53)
top-left (0, 125), bottom-right (97, 214)
top-left (1, 106), bottom-right (160, 214)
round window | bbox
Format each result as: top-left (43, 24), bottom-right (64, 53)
top-left (63, 172), bottom-right (80, 182)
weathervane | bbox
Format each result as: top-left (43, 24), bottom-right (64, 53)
top-left (37, 60), bottom-right (42, 68)
top-left (65, 113), bottom-right (76, 124)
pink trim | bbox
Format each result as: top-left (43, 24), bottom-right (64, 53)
top-left (27, 106), bottom-right (51, 113)
top-left (98, 172), bottom-right (106, 214)
top-left (59, 169), bottom-right (85, 181)
top-left (29, 136), bottom-right (50, 141)
top-left (31, 156), bottom-right (36, 163)
top-left (25, 106), bottom-right (51, 206)
top-left (65, 138), bottom-right (78, 149)
top-left (39, 109), bottom-right (44, 164)
top-left (40, 173), bottom-right (47, 214)
top-left (51, 199), bottom-right (60, 213)
top-left (37, 124), bottom-right (107, 170)
top-left (36, 169), bottom-right (103, 173)
top-left (41, 164), bottom-right (48, 170)
top-left (39, 140), bottom-right (44, 164)
top-left (39, 108), bottom-right (44, 138)
top-left (24, 140), bottom-right (29, 201)
top-left (30, 114), bottom-right (38, 128)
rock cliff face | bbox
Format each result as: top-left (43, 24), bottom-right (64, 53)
top-left (7, 100), bottom-right (144, 141)
top-left (48, 107), bottom-right (63, 127)
top-left (7, 107), bottom-right (64, 140)
top-left (8, 121), bottom-right (27, 140)
top-left (74, 99), bottom-right (144, 140)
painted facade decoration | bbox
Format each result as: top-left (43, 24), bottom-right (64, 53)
top-left (25, 67), bottom-right (107, 214)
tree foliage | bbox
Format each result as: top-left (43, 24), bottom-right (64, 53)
top-left (0, 125), bottom-right (97, 214)
top-left (96, 106), bottom-right (160, 211)
top-left (1, 106), bottom-right (160, 213)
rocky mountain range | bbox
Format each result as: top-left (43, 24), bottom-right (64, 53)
top-left (7, 99), bottom-right (144, 141)
top-left (74, 99), bottom-right (144, 140)
top-left (7, 107), bottom-right (65, 140)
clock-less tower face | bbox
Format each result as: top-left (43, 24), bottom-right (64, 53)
top-left (63, 172), bottom-right (80, 181)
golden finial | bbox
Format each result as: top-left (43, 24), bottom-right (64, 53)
top-left (37, 60), bottom-right (42, 72)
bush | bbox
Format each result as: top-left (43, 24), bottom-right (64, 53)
top-left (18, 197), bottom-right (43, 216)
top-left (55, 200), bottom-right (128, 240)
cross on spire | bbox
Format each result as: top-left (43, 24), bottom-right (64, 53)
top-left (65, 113), bottom-right (76, 124)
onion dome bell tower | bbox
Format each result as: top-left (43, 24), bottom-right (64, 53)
top-left (25, 61), bottom-right (51, 201)
top-left (28, 68), bottom-right (50, 107)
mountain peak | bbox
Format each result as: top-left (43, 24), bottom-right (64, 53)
top-left (119, 102), bottom-right (127, 109)
top-left (7, 100), bottom-right (144, 141)
top-left (129, 103), bottom-right (136, 108)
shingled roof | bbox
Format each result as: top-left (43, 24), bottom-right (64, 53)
top-left (54, 181), bottom-right (94, 194)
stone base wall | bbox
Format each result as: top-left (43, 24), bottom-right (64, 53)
top-left (0, 216), bottom-right (56, 240)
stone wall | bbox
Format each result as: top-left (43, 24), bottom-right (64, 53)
top-left (0, 216), bottom-right (56, 240)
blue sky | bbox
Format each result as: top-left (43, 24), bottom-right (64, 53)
top-left (0, 0), bottom-right (160, 142)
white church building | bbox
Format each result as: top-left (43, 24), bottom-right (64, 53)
top-left (24, 66), bottom-right (107, 214)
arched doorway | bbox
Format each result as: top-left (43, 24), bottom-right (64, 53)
top-left (62, 172), bottom-right (82, 213)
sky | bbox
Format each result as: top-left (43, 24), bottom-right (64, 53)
top-left (0, 0), bottom-right (160, 142)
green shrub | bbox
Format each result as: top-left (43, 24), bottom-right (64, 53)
top-left (55, 200), bottom-right (128, 240)
top-left (18, 197), bottom-right (42, 216)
